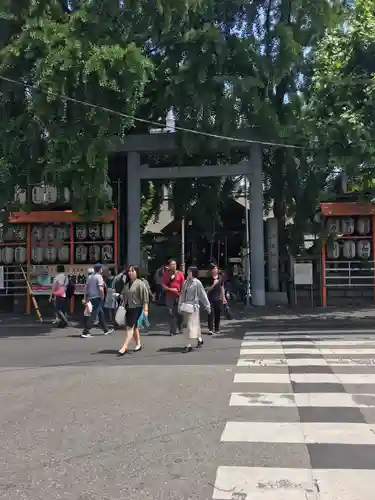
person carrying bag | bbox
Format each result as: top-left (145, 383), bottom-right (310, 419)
top-left (178, 266), bottom-right (210, 353)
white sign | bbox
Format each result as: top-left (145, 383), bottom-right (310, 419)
top-left (0, 266), bottom-right (4, 289)
top-left (293, 262), bottom-right (313, 285)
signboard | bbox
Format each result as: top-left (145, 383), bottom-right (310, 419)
top-left (28, 265), bottom-right (115, 295)
top-left (293, 262), bottom-right (313, 285)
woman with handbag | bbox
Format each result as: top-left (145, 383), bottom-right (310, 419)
top-left (117, 265), bottom-right (149, 356)
top-left (178, 266), bottom-right (211, 353)
top-left (49, 265), bottom-right (69, 328)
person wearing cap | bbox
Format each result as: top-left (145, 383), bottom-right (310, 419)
top-left (82, 267), bottom-right (99, 328)
top-left (81, 263), bottom-right (114, 338)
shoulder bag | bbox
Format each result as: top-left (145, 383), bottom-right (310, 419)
top-left (179, 281), bottom-right (197, 314)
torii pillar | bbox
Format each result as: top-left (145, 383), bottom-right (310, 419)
top-left (249, 144), bottom-right (266, 306)
top-left (126, 151), bottom-right (141, 266)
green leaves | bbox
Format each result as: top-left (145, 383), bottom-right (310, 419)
top-left (0, 0), bottom-right (153, 216)
top-left (308, 0), bottom-right (375, 176)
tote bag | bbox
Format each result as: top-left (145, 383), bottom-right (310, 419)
top-left (115, 305), bottom-right (126, 326)
top-left (53, 276), bottom-right (67, 297)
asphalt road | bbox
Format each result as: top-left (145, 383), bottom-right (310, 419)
top-left (0, 311), bottom-right (245, 500)
top-left (2, 311), bottom-right (375, 499)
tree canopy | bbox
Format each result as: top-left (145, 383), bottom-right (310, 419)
top-left (0, 0), bottom-right (353, 255)
top-left (308, 0), bottom-right (375, 179)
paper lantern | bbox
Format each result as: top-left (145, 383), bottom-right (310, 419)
top-left (14, 188), bottom-right (27, 205)
top-left (31, 226), bottom-right (43, 241)
top-left (14, 246), bottom-right (27, 264)
top-left (342, 240), bottom-right (356, 259)
top-left (326, 218), bottom-right (340, 234)
top-left (45, 246), bottom-right (57, 262)
top-left (340, 217), bottom-right (355, 235)
top-left (32, 186), bottom-right (44, 204)
top-left (2, 247), bottom-right (13, 264)
top-left (58, 246), bottom-right (69, 262)
top-left (56, 225), bottom-right (69, 241)
top-left (31, 246), bottom-right (43, 263)
top-left (357, 217), bottom-right (371, 235)
top-left (13, 225), bottom-right (26, 242)
top-left (102, 244), bottom-right (113, 262)
top-left (327, 241), bottom-right (340, 259)
top-left (357, 240), bottom-right (371, 260)
top-left (101, 223), bottom-right (113, 240)
top-left (75, 245), bottom-right (87, 262)
top-left (88, 224), bottom-right (101, 240)
top-left (63, 187), bottom-right (70, 203)
top-left (75, 224), bottom-right (87, 241)
top-left (42, 185), bottom-right (57, 205)
top-left (44, 226), bottom-right (55, 242)
top-left (89, 245), bottom-right (101, 262)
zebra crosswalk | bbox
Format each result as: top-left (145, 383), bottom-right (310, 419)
top-left (212, 329), bottom-right (375, 499)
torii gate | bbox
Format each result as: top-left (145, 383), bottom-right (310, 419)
top-left (115, 133), bottom-right (266, 306)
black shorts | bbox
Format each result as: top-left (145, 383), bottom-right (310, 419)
top-left (126, 307), bottom-right (143, 328)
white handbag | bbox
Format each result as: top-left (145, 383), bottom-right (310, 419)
top-left (179, 281), bottom-right (198, 314)
top-left (179, 302), bottom-right (194, 314)
top-left (115, 305), bottom-right (126, 326)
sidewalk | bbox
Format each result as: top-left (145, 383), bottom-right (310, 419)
top-left (1, 304), bottom-right (375, 328)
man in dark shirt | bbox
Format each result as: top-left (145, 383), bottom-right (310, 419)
top-left (207, 264), bottom-right (226, 335)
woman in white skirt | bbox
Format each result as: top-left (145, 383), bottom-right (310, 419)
top-left (178, 266), bottom-right (211, 353)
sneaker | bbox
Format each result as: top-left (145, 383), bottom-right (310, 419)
top-left (81, 332), bottom-right (92, 338)
top-left (214, 330), bottom-right (220, 335)
top-left (208, 330), bottom-right (213, 336)
top-left (104, 328), bottom-right (114, 336)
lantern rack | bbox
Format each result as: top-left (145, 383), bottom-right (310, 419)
top-left (321, 202), bottom-right (375, 306)
top-left (0, 209), bottom-right (118, 314)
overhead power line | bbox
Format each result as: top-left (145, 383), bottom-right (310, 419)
top-left (0, 75), bottom-right (303, 150)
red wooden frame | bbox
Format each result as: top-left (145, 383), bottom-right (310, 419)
top-left (320, 202), bottom-right (375, 307)
top-left (6, 209), bottom-right (118, 314)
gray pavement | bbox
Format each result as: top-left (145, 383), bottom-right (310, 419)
top-left (2, 311), bottom-right (375, 499)
top-left (0, 313), bottom-right (243, 500)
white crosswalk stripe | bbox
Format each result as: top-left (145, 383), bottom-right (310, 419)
top-left (212, 329), bottom-right (375, 499)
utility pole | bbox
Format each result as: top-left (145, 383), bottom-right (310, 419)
top-left (244, 175), bottom-right (251, 306)
top-left (181, 216), bottom-right (185, 273)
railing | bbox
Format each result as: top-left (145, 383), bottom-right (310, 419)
top-left (0, 265), bottom-right (27, 296)
top-left (325, 260), bottom-right (375, 287)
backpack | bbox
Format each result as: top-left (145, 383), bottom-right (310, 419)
top-left (65, 279), bottom-right (76, 299)
top-left (114, 273), bottom-right (125, 294)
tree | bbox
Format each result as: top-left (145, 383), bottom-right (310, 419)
top-left (307, 0), bottom-right (375, 182)
top-left (141, 0), bottom-right (348, 257)
top-left (0, 0), bottom-right (191, 216)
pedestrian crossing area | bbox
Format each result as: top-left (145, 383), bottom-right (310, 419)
top-left (212, 329), bottom-right (375, 499)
